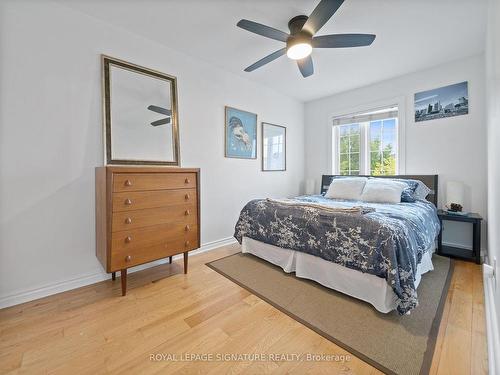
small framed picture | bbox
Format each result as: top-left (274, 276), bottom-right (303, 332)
top-left (225, 106), bottom-right (257, 159)
top-left (262, 122), bottom-right (286, 171)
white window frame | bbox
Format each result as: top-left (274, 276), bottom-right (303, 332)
top-left (328, 97), bottom-right (406, 175)
top-left (335, 123), bottom-right (363, 175)
top-left (333, 118), bottom-right (399, 175)
top-left (367, 117), bottom-right (399, 175)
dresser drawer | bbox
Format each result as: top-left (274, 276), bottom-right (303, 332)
top-left (112, 189), bottom-right (197, 212)
top-left (113, 172), bottom-right (196, 192)
top-left (112, 204), bottom-right (197, 232)
top-left (112, 222), bottom-right (197, 253)
top-left (110, 231), bottom-right (198, 271)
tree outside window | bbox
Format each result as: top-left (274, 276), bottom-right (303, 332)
top-left (335, 115), bottom-right (398, 176)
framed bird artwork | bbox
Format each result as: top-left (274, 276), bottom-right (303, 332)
top-left (224, 106), bottom-right (257, 159)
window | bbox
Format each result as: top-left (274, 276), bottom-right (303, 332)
top-left (333, 106), bottom-right (399, 176)
top-left (369, 118), bottom-right (397, 175)
top-left (338, 124), bottom-right (360, 175)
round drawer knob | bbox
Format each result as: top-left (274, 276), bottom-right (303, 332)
top-left (185, 241), bottom-right (190, 247)
top-left (185, 209), bottom-right (190, 216)
top-left (125, 217), bottom-right (132, 224)
top-left (125, 236), bottom-right (132, 243)
top-left (185, 225), bottom-right (190, 231)
top-left (124, 180), bottom-right (132, 187)
top-left (124, 198), bottom-right (132, 205)
top-left (185, 178), bottom-right (190, 184)
top-left (125, 255), bottom-right (132, 262)
top-left (185, 194), bottom-right (190, 200)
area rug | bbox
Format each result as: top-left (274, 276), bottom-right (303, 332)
top-left (207, 252), bottom-right (453, 375)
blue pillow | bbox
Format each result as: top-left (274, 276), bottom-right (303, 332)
top-left (398, 179), bottom-right (419, 202)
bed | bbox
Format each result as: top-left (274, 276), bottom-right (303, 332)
top-left (234, 175), bottom-right (440, 315)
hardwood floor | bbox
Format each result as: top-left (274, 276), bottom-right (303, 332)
top-left (0, 244), bottom-right (488, 374)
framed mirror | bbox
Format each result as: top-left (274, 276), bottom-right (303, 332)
top-left (102, 55), bottom-right (180, 165)
top-left (262, 122), bottom-right (286, 171)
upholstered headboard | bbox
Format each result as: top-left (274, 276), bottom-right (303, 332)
top-left (320, 175), bottom-right (439, 206)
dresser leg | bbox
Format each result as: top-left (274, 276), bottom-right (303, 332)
top-left (111, 272), bottom-right (116, 281)
top-left (183, 252), bottom-right (188, 274)
top-left (169, 256), bottom-right (173, 264)
top-left (121, 269), bottom-right (127, 296)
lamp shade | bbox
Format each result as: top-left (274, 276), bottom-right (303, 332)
top-left (446, 181), bottom-right (464, 207)
top-left (305, 179), bottom-right (316, 195)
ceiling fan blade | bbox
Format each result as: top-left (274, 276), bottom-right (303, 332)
top-left (151, 118), bottom-right (171, 127)
top-left (302, 0), bottom-right (345, 35)
top-left (297, 55), bottom-right (314, 77)
top-left (147, 105), bottom-right (171, 116)
top-left (244, 48), bottom-right (287, 72)
top-left (237, 19), bottom-right (289, 42)
top-left (312, 33), bottom-right (376, 48)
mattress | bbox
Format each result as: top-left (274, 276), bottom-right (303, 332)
top-left (242, 236), bottom-right (435, 313)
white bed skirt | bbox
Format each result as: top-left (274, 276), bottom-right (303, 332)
top-left (241, 236), bottom-right (435, 313)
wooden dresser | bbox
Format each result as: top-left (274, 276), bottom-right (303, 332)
top-left (95, 166), bottom-right (200, 295)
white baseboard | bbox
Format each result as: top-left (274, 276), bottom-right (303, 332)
top-left (483, 263), bottom-right (500, 375)
top-left (0, 237), bottom-right (237, 309)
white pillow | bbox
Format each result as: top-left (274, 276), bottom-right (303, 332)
top-left (360, 179), bottom-right (407, 204)
top-left (325, 177), bottom-right (368, 200)
top-left (414, 181), bottom-right (432, 199)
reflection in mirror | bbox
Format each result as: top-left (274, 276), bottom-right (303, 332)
top-left (102, 56), bottom-right (179, 165)
top-left (262, 123), bottom-right (286, 171)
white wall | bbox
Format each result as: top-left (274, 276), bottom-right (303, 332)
top-left (0, 1), bottom-right (304, 306)
top-left (486, 0), bottom-right (500, 348)
top-left (304, 55), bottom-right (487, 251)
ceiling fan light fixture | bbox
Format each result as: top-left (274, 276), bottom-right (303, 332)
top-left (237, 0), bottom-right (376, 77)
top-left (286, 42), bottom-right (312, 60)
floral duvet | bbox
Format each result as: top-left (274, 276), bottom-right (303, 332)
top-left (234, 195), bottom-right (440, 314)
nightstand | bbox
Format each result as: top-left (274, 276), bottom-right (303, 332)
top-left (437, 210), bottom-right (482, 264)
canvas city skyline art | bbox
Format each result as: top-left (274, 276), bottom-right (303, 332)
top-left (225, 106), bottom-right (257, 159)
top-left (414, 81), bottom-right (469, 122)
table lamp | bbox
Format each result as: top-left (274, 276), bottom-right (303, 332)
top-left (446, 181), bottom-right (464, 212)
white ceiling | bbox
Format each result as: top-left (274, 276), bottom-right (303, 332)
top-left (61, 0), bottom-right (487, 102)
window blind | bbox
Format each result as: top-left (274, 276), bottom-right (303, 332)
top-left (333, 106), bottom-right (398, 126)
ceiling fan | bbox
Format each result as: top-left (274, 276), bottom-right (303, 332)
top-left (237, 0), bottom-right (375, 78)
top-left (147, 105), bottom-right (171, 127)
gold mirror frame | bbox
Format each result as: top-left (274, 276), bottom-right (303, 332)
top-left (102, 55), bottom-right (180, 165)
